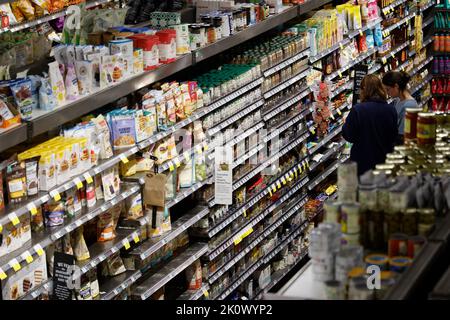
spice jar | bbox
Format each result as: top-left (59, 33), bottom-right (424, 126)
top-left (404, 108), bottom-right (422, 141)
top-left (417, 112), bottom-right (437, 146)
top-left (418, 208), bottom-right (435, 236)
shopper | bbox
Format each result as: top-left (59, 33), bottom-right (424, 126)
top-left (342, 74), bottom-right (398, 176)
top-left (382, 71), bottom-right (419, 144)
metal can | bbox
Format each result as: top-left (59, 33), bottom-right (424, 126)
top-left (335, 245), bottom-right (364, 283)
top-left (337, 161), bottom-right (358, 191)
top-left (402, 208), bottom-right (418, 236)
top-left (340, 203), bottom-right (360, 234)
top-left (324, 200), bottom-right (340, 224)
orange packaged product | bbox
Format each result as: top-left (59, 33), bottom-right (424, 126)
top-left (16, 0), bottom-right (35, 21)
top-left (10, 2), bottom-right (25, 23)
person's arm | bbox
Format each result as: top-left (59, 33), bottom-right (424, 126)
top-left (342, 108), bottom-right (359, 143)
top-left (397, 102), bottom-right (406, 134)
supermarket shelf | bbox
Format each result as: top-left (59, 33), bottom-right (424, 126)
top-left (254, 250), bottom-right (309, 299)
top-left (207, 99), bottom-right (264, 136)
top-left (19, 278), bottom-right (53, 300)
top-left (430, 265), bottom-right (450, 299)
top-left (208, 194), bottom-right (309, 284)
top-left (263, 86), bottom-right (311, 121)
top-left (193, 6), bottom-right (299, 63)
top-left (226, 122), bottom-right (265, 148)
top-left (263, 66), bottom-right (311, 100)
top-left (308, 126), bottom-right (343, 156)
top-left (100, 270), bottom-right (142, 300)
top-left (384, 241), bottom-right (445, 299)
top-left (208, 132), bottom-right (310, 230)
top-left (309, 140), bottom-right (345, 172)
top-left (0, 124), bottom-right (28, 153)
top-left (331, 82), bottom-right (353, 100)
top-left (131, 206), bottom-right (209, 260)
top-left (232, 141), bottom-right (266, 169)
top-left (379, 41), bottom-right (411, 63)
top-left (0, 0), bottom-right (112, 33)
top-left (30, 54), bottom-right (192, 137)
top-left (309, 17), bottom-right (382, 63)
top-left (76, 227), bottom-right (142, 275)
top-left (263, 48), bottom-right (310, 77)
top-left (158, 140), bottom-right (209, 173)
top-left (409, 56), bottom-right (434, 77)
top-left (0, 184), bottom-right (140, 275)
top-left (216, 219), bottom-right (310, 300)
top-left (167, 177), bottom-right (213, 209)
top-left (177, 284), bottom-right (210, 300)
top-left (381, 0), bottom-right (408, 15)
top-left (307, 155), bottom-right (349, 191)
top-left (0, 147), bottom-right (139, 233)
top-left (429, 213), bottom-right (450, 243)
top-left (208, 174), bottom-right (309, 261)
top-left (424, 16), bottom-right (434, 28)
top-left (326, 48), bottom-right (377, 81)
top-left (233, 131), bottom-right (310, 191)
top-left (133, 242), bottom-right (209, 300)
top-left (408, 37), bottom-right (434, 57)
top-left (419, 96), bottom-right (432, 109)
top-left (410, 74), bottom-right (433, 95)
top-left (383, 13), bottom-right (415, 36)
top-left (368, 63), bottom-right (382, 74)
top-left (432, 93), bottom-right (450, 98)
top-left (298, 0), bottom-right (332, 14)
top-left (419, 0), bottom-right (436, 12)
top-left (264, 109), bottom-right (312, 143)
top-left (331, 102), bottom-right (351, 119)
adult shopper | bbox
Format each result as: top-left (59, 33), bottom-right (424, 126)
top-left (382, 70), bottom-right (419, 144)
top-left (342, 74), bottom-right (398, 176)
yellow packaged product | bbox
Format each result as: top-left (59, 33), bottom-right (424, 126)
top-left (68, 140), bottom-right (80, 177)
top-left (78, 138), bottom-right (91, 172)
top-left (16, 0), bottom-right (35, 20)
top-left (120, 158), bottom-right (137, 177)
top-left (10, 2), bottom-right (25, 23)
top-left (56, 146), bottom-right (71, 184)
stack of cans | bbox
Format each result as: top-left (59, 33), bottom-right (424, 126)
top-left (309, 223), bottom-right (341, 281)
top-left (337, 162), bottom-right (358, 202)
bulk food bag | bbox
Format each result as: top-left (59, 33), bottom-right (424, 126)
top-left (143, 172), bottom-right (167, 207)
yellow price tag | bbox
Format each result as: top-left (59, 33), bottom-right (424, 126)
top-left (10, 259), bottom-right (21, 272)
top-left (84, 172), bottom-right (93, 184)
top-left (289, 171), bottom-right (294, 179)
top-left (382, 57), bottom-right (387, 64)
top-left (73, 177), bottom-right (83, 190)
top-left (326, 185), bottom-right (337, 196)
top-left (34, 244), bottom-right (44, 256)
top-left (183, 152), bottom-right (191, 162)
top-left (22, 251), bottom-right (34, 264)
top-left (391, 52), bottom-right (395, 59)
top-left (294, 169), bottom-right (298, 179)
top-left (27, 203), bottom-right (38, 216)
top-left (50, 190), bottom-right (61, 202)
top-left (359, 29), bottom-right (363, 36)
top-left (272, 185), bottom-right (277, 193)
top-left (120, 154), bottom-right (129, 164)
top-left (338, 71), bottom-right (343, 78)
top-left (243, 209), bottom-right (247, 217)
top-left (0, 224), bottom-right (2, 233)
top-left (174, 158), bottom-right (181, 168)
top-left (268, 188), bottom-right (273, 197)
top-left (123, 239), bottom-right (131, 250)
top-left (233, 236), bottom-right (242, 246)
top-left (339, 43), bottom-right (344, 50)
top-left (0, 268), bottom-right (7, 280)
top-left (306, 160), bottom-right (310, 169)
top-left (309, 127), bottom-right (316, 135)
top-left (281, 177), bottom-right (287, 185)
top-left (203, 289), bottom-right (209, 298)
top-left (337, 109), bottom-right (342, 116)
top-left (303, 161), bottom-right (307, 171)
top-left (133, 234), bottom-right (140, 244)
top-left (276, 181), bottom-right (282, 189)
top-left (168, 161), bottom-right (175, 172)
top-left (8, 213), bottom-right (20, 226)
top-left (196, 146), bottom-right (203, 155)
top-left (298, 164), bottom-right (303, 174)
top-left (203, 143), bottom-right (209, 151)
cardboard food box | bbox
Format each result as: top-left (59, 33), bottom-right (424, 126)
top-left (0, 215), bottom-right (31, 259)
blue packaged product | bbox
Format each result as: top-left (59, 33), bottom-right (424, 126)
top-left (374, 24), bottom-right (383, 47)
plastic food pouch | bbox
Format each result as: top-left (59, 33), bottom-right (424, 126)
top-left (65, 64), bottom-right (79, 100)
top-left (75, 60), bottom-right (93, 95)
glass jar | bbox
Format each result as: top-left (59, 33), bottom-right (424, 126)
top-left (402, 208), bottom-right (418, 236)
top-left (417, 112), bottom-right (437, 146)
top-left (404, 108), bottom-right (422, 141)
top-left (418, 208), bottom-right (435, 236)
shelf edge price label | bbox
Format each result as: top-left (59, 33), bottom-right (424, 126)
top-left (0, 223), bottom-right (2, 233)
top-left (202, 288), bottom-right (209, 298)
top-left (50, 190), bottom-right (61, 202)
top-left (27, 203), bottom-right (38, 216)
top-left (34, 244), bottom-right (44, 256)
top-left (168, 161), bottom-right (175, 172)
top-left (268, 187), bottom-right (273, 197)
top-left (271, 184), bottom-right (277, 194)
top-left (8, 212), bottom-right (20, 226)
top-left (119, 154), bottom-right (129, 164)
top-left (0, 267), bottom-right (7, 281)
top-left (183, 152), bottom-right (191, 162)
top-left (133, 233), bottom-right (140, 244)
top-left (73, 177), bottom-right (83, 190)
top-left (21, 251), bottom-right (34, 264)
top-left (83, 172), bottom-right (93, 184)
top-left (174, 158), bottom-right (181, 168)
top-left (9, 259), bottom-right (21, 272)
top-left (281, 177), bottom-right (287, 185)
top-left (276, 181), bottom-right (282, 190)
top-left (122, 239), bottom-right (131, 250)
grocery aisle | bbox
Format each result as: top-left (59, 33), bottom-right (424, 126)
top-left (0, 0), bottom-right (445, 301)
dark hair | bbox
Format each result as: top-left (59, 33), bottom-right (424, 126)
top-left (360, 74), bottom-right (388, 102)
top-left (382, 70), bottom-right (411, 91)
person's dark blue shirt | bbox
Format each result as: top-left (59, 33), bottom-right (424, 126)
top-left (342, 98), bottom-right (398, 176)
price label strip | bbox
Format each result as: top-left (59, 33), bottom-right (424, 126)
top-left (84, 172), bottom-right (94, 184)
top-left (8, 212), bottom-right (20, 226)
top-left (50, 190), bottom-right (61, 202)
top-left (34, 244), bottom-right (45, 256)
top-left (21, 251), bottom-right (34, 264)
top-left (9, 259), bottom-right (21, 272)
top-left (27, 203), bottom-right (38, 216)
top-left (73, 177), bottom-right (83, 190)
